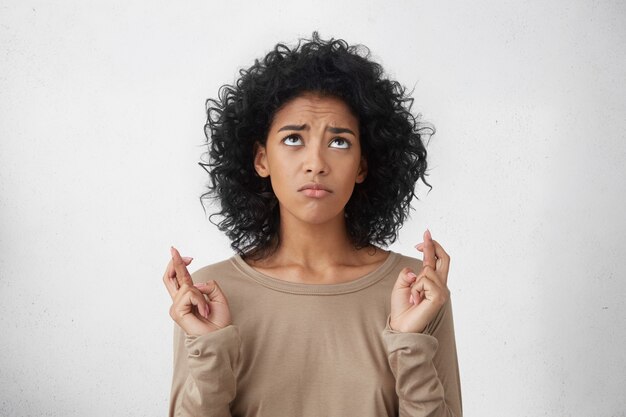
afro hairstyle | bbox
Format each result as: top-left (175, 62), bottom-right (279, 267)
top-left (199, 31), bottom-right (435, 261)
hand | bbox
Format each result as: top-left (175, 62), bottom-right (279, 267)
top-left (389, 229), bottom-right (451, 333)
top-left (163, 246), bottom-right (232, 336)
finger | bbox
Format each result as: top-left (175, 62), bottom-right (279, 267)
top-left (163, 256), bottom-right (193, 298)
top-left (163, 256), bottom-right (193, 289)
top-left (415, 238), bottom-right (450, 283)
top-left (171, 246), bottom-right (193, 287)
top-left (167, 256), bottom-right (193, 279)
top-left (413, 266), bottom-right (444, 291)
top-left (411, 274), bottom-right (444, 303)
top-left (187, 291), bottom-right (210, 320)
top-left (429, 239), bottom-right (450, 283)
top-left (171, 257), bottom-right (193, 277)
top-left (174, 284), bottom-right (209, 320)
top-left (422, 229), bottom-right (437, 270)
top-left (163, 258), bottom-right (179, 298)
top-left (411, 286), bottom-right (424, 305)
top-left (410, 285), bottom-right (425, 305)
top-left (163, 273), bottom-right (178, 299)
top-left (421, 239), bottom-right (450, 284)
top-left (195, 280), bottom-right (229, 305)
top-left (392, 267), bottom-right (418, 292)
top-left (391, 268), bottom-right (419, 311)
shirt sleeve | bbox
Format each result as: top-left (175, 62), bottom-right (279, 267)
top-left (169, 322), bottom-right (241, 417)
top-left (381, 296), bottom-right (463, 417)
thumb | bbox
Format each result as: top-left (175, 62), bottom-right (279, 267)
top-left (194, 280), bottom-right (229, 305)
top-left (391, 268), bottom-right (418, 310)
top-left (194, 280), bottom-right (231, 328)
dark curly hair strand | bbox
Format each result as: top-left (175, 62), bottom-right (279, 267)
top-left (199, 31), bottom-right (435, 261)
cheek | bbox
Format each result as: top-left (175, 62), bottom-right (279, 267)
top-left (268, 172), bottom-right (291, 197)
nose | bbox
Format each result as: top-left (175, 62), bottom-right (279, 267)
top-left (303, 142), bottom-right (328, 175)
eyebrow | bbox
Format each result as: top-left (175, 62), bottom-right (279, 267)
top-left (277, 124), bottom-right (356, 136)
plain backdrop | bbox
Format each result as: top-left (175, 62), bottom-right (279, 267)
top-left (1, 1), bottom-right (625, 416)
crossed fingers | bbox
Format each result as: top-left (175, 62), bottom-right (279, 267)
top-left (415, 236), bottom-right (450, 286)
top-left (162, 247), bottom-right (193, 299)
top-left (409, 230), bottom-right (451, 304)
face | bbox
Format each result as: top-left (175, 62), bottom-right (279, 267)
top-left (253, 92), bottom-right (367, 225)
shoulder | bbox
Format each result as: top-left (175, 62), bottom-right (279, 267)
top-left (189, 256), bottom-right (240, 284)
top-left (390, 250), bottom-right (424, 273)
top-left (373, 250), bottom-right (424, 288)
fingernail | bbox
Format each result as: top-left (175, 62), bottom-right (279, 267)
top-left (193, 282), bottom-right (205, 287)
top-left (204, 305), bottom-right (210, 318)
top-left (407, 271), bottom-right (417, 280)
top-left (414, 242), bottom-right (424, 249)
top-left (182, 256), bottom-right (193, 262)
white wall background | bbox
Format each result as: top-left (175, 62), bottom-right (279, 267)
top-left (1, 1), bottom-right (624, 416)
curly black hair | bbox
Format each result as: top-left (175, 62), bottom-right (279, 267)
top-left (199, 31), bottom-right (435, 261)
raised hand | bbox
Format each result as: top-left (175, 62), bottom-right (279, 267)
top-left (163, 246), bottom-right (232, 336)
top-left (389, 229), bottom-right (451, 333)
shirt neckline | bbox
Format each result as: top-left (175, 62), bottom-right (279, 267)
top-left (229, 250), bottom-right (400, 295)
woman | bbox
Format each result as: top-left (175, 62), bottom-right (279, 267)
top-left (163, 32), bottom-right (462, 417)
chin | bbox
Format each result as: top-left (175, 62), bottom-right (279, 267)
top-left (300, 209), bottom-right (346, 226)
top-left (279, 200), bottom-right (348, 226)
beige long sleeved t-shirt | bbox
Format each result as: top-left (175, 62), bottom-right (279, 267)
top-left (169, 250), bottom-right (462, 417)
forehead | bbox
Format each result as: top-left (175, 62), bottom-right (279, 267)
top-left (271, 92), bottom-right (358, 126)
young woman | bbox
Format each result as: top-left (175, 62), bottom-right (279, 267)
top-left (163, 32), bottom-right (462, 417)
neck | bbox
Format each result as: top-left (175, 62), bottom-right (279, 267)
top-left (270, 208), bottom-right (373, 269)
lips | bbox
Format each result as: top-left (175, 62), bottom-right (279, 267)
top-left (298, 182), bottom-right (331, 192)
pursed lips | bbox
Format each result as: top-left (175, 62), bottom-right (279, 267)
top-left (298, 182), bottom-right (332, 192)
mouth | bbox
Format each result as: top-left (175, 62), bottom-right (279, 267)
top-left (300, 188), bottom-right (331, 198)
top-left (298, 182), bottom-right (332, 192)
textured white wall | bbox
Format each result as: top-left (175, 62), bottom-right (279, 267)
top-left (1, 1), bottom-right (624, 416)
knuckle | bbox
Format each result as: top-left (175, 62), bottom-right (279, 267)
top-left (180, 285), bottom-right (194, 298)
top-left (433, 292), bottom-right (446, 306)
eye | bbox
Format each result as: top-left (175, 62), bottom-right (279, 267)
top-left (330, 137), bottom-right (351, 149)
top-left (282, 134), bottom-right (303, 146)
